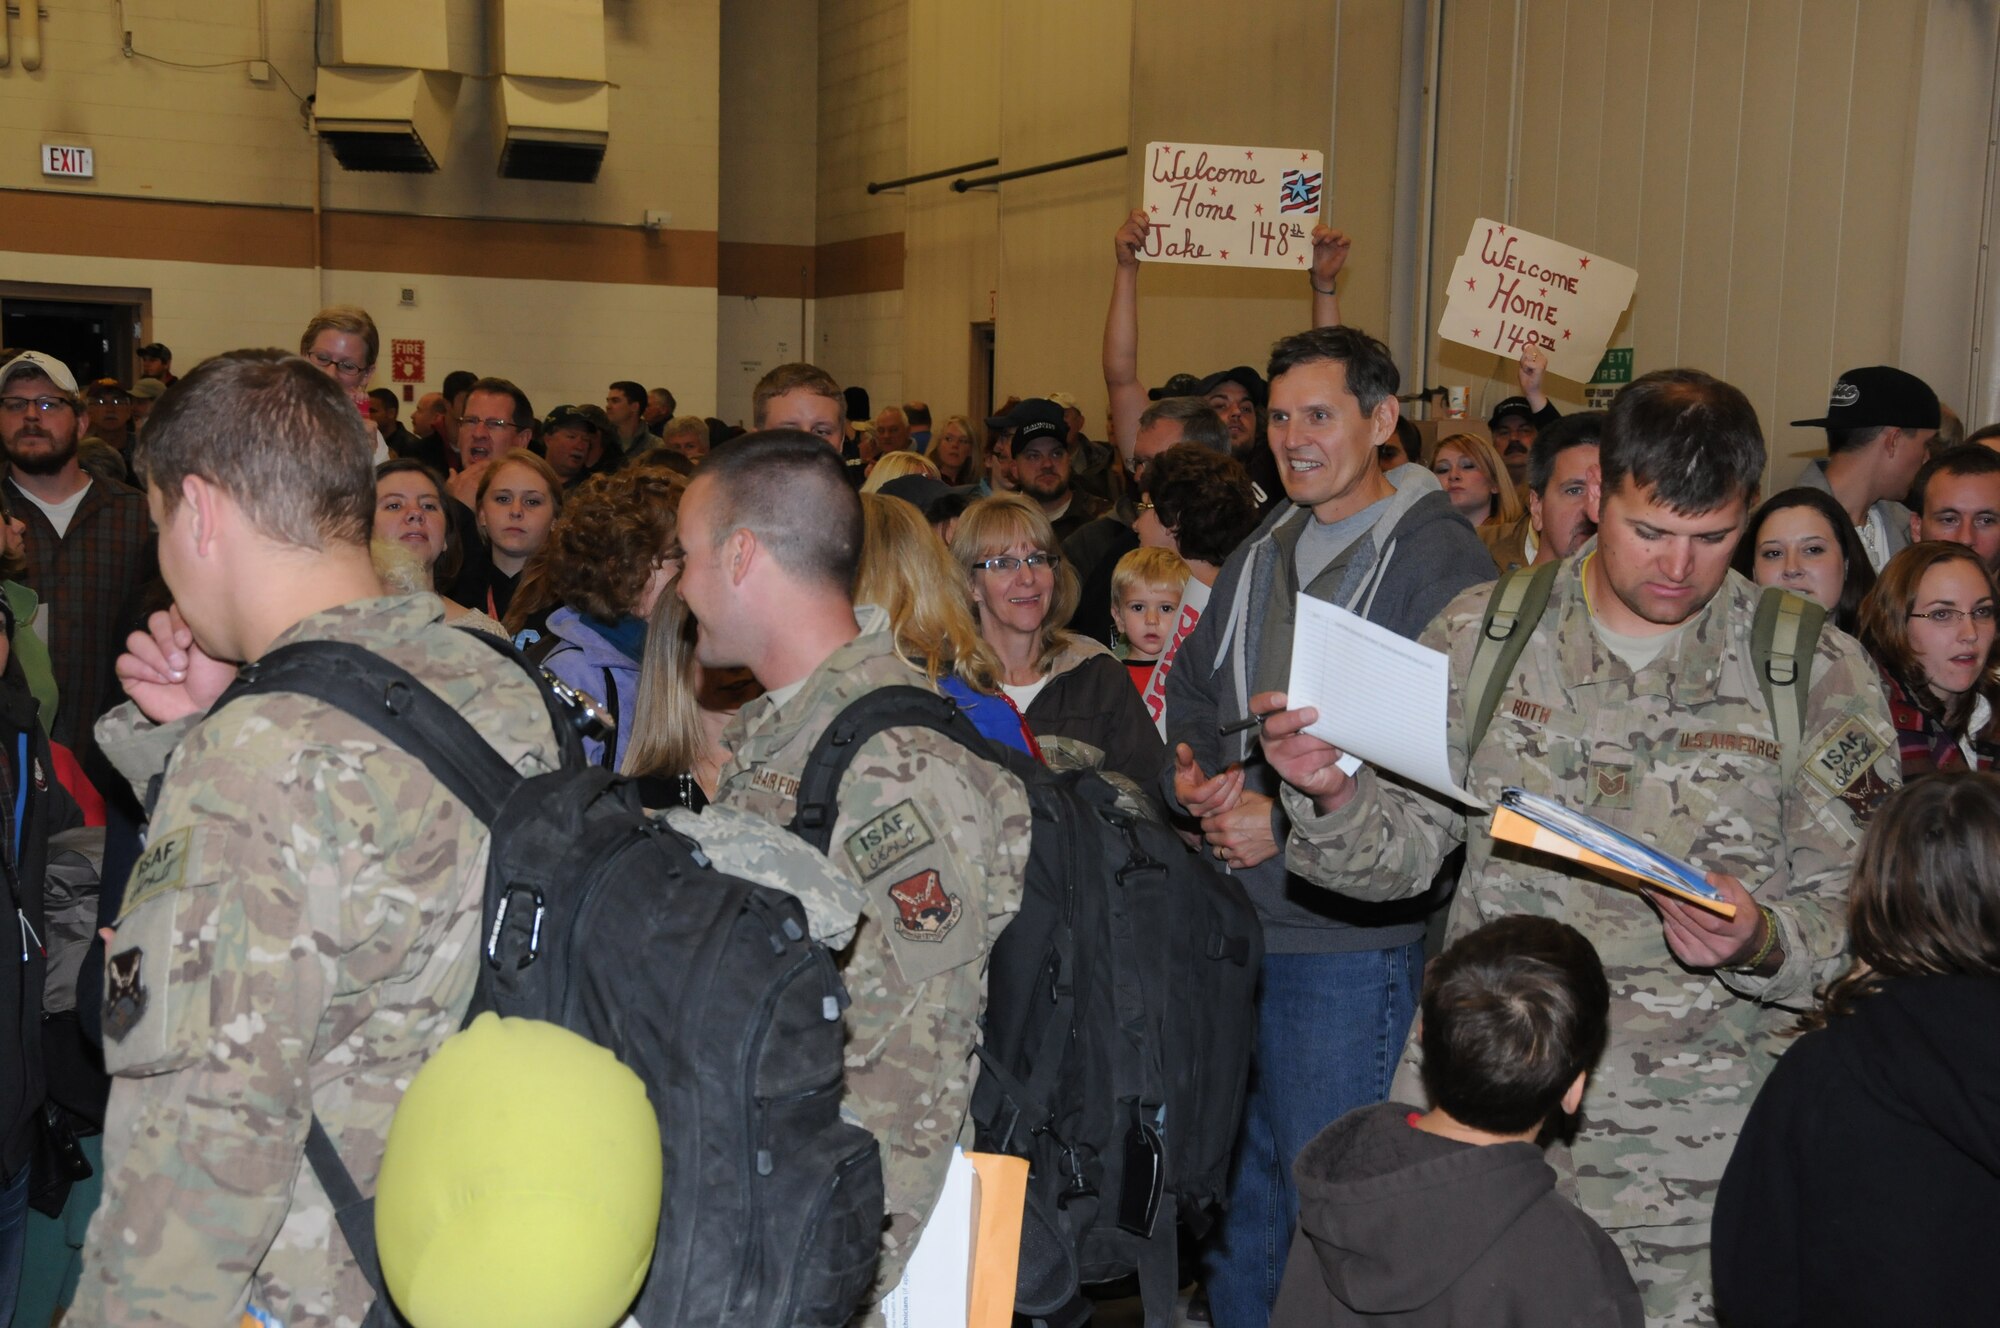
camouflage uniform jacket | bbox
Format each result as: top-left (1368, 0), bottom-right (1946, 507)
top-left (1281, 557), bottom-right (1898, 1232)
top-left (75, 595), bottom-right (562, 1327)
top-left (715, 606), bottom-right (1031, 1292)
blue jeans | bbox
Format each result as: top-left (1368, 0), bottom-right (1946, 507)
top-left (1203, 941), bottom-right (1424, 1328)
top-left (0, 1160), bottom-right (30, 1328)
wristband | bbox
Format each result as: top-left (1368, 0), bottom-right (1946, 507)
top-left (1728, 906), bottom-right (1780, 973)
top-left (1310, 281), bottom-right (1337, 295)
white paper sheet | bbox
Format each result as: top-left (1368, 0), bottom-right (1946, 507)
top-left (879, 1146), bottom-right (978, 1328)
top-left (1284, 595), bottom-right (1486, 808)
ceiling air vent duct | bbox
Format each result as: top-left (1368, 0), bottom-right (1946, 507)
top-left (494, 0), bottom-right (610, 182)
top-left (313, 0), bottom-right (460, 173)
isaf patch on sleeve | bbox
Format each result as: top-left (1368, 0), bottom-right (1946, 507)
top-left (1801, 718), bottom-right (1887, 799)
top-left (120, 826), bottom-right (193, 918)
top-left (844, 798), bottom-right (935, 880)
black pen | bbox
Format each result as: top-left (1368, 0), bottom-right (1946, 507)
top-left (1218, 713), bottom-right (1264, 737)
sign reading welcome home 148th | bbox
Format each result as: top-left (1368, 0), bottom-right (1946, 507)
top-left (1139, 142), bottom-right (1325, 270)
top-left (1437, 220), bottom-right (1638, 383)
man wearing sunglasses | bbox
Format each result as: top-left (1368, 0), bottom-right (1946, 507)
top-left (0, 352), bottom-right (156, 760)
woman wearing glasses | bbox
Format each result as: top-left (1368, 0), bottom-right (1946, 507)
top-left (952, 493), bottom-right (1164, 786)
top-left (1858, 542), bottom-right (2000, 779)
top-left (299, 306), bottom-right (379, 426)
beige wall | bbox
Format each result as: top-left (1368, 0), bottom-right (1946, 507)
top-left (1424, 0), bottom-right (1954, 476)
top-left (1, 0), bottom-right (722, 411)
top-left (1125, 2), bottom-right (1408, 403)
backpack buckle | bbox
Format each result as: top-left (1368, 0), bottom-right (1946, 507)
top-left (486, 885), bottom-right (547, 970)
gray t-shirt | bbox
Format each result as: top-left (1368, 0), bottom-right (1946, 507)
top-left (1294, 495), bottom-right (1394, 587)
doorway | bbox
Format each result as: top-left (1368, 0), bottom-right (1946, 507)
top-left (969, 321), bottom-right (995, 423)
top-left (0, 283), bottom-right (150, 386)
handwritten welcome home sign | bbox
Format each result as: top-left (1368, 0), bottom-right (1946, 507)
top-left (1139, 142), bottom-right (1325, 270)
top-left (1437, 220), bottom-right (1638, 382)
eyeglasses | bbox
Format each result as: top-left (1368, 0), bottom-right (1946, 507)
top-left (458, 416), bottom-right (525, 432)
top-left (306, 350), bottom-right (370, 379)
top-left (973, 552), bottom-right (1061, 574)
top-left (0, 396), bottom-right (75, 418)
top-left (1909, 605), bottom-right (1998, 625)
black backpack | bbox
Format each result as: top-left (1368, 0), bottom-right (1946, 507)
top-left (220, 635), bottom-right (885, 1328)
top-left (787, 686), bottom-right (1262, 1328)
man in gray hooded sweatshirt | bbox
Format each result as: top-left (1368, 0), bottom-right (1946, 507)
top-left (1163, 324), bottom-right (1495, 1326)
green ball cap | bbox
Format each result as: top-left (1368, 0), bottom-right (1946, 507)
top-left (374, 1012), bottom-right (662, 1328)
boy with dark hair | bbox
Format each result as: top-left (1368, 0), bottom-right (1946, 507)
top-left (1271, 916), bottom-right (1641, 1328)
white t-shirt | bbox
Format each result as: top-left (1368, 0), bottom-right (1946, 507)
top-left (1001, 677), bottom-right (1052, 713)
top-left (18, 479), bottom-right (90, 539)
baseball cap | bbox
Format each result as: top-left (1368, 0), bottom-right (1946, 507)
top-left (0, 351), bottom-right (78, 395)
top-left (985, 396), bottom-right (1066, 433)
top-left (878, 474), bottom-right (952, 514)
top-left (136, 342), bottom-right (171, 361)
top-left (129, 377), bottom-right (167, 401)
top-left (1012, 419), bottom-right (1068, 453)
top-left (1195, 366), bottom-right (1268, 408)
top-left (1489, 396), bottom-right (1536, 428)
top-left (1045, 391), bottom-right (1080, 411)
top-left (1790, 366), bottom-right (1941, 431)
top-left (543, 404), bottom-right (607, 435)
top-left (1146, 372), bottom-right (1203, 401)
top-left (86, 377), bottom-right (131, 402)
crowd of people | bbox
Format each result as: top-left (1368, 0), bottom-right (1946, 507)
top-left (0, 210), bottom-right (1996, 1328)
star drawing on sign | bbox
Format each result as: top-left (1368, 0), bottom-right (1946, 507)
top-left (1562, 329), bottom-right (1572, 339)
top-left (1579, 256), bottom-right (1591, 268)
top-left (1296, 254), bottom-right (1306, 265)
top-left (1299, 152), bottom-right (1309, 162)
top-left (1245, 150), bottom-right (1254, 159)
top-left (1255, 204), bottom-right (1263, 215)
top-left (1219, 250), bottom-right (1230, 260)
top-left (1149, 204), bottom-right (1159, 214)
top-left (1539, 288), bottom-right (1546, 297)
top-left (1209, 186), bottom-right (1218, 196)
top-left (1473, 328), bottom-right (1482, 338)
top-left (1465, 278), bottom-right (1476, 290)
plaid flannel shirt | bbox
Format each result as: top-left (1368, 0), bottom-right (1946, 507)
top-left (6, 475), bottom-right (158, 753)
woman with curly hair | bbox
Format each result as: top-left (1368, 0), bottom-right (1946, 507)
top-left (1714, 773), bottom-right (2000, 1327)
top-left (520, 467), bottom-right (686, 768)
top-left (1132, 444), bottom-right (1262, 731)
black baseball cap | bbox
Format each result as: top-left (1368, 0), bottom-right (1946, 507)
top-left (1790, 366), bottom-right (1941, 431)
top-left (1012, 419), bottom-right (1068, 453)
top-left (1194, 366), bottom-right (1268, 408)
top-left (543, 404), bottom-right (608, 435)
top-left (879, 474), bottom-right (951, 513)
top-left (1489, 396), bottom-right (1535, 429)
top-left (985, 396), bottom-right (1066, 433)
top-left (1146, 372), bottom-right (1204, 401)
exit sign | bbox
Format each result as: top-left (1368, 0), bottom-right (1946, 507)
top-left (41, 145), bottom-right (94, 178)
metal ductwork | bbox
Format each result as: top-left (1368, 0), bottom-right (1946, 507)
top-left (314, 0), bottom-right (460, 173)
top-left (493, 0), bottom-right (609, 182)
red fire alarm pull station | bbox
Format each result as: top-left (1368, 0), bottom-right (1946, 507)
top-left (390, 339), bottom-right (426, 383)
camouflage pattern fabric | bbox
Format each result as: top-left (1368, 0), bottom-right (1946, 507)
top-left (74, 594), bottom-right (562, 1328)
top-left (715, 606), bottom-right (1031, 1297)
top-left (661, 801), bottom-right (867, 948)
top-left (1280, 558), bottom-right (1897, 1283)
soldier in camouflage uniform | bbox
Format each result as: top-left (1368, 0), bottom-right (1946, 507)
top-left (73, 353), bottom-right (562, 1327)
top-left (1254, 370), bottom-right (1899, 1328)
top-left (674, 432), bottom-right (1031, 1307)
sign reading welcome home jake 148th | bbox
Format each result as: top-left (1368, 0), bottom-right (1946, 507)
top-left (1437, 220), bottom-right (1638, 383)
top-left (1139, 141), bottom-right (1325, 271)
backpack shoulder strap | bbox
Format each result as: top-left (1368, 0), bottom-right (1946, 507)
top-left (1752, 586), bottom-right (1825, 784)
top-left (1462, 561), bottom-right (1560, 758)
top-left (305, 1114), bottom-right (401, 1326)
top-left (219, 639), bottom-right (521, 824)
top-left (788, 685), bottom-right (991, 853)
top-left (451, 626), bottom-right (587, 770)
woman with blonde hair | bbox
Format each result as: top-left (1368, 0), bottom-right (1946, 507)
top-left (860, 449), bottom-right (942, 492)
top-left (856, 494), bottom-right (1036, 755)
top-left (925, 414), bottom-right (982, 487)
top-left (1432, 430), bottom-right (1527, 569)
top-left (620, 585), bottom-right (762, 810)
top-left (951, 493), bottom-right (1164, 783)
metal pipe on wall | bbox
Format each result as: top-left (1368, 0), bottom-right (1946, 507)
top-left (1387, 0), bottom-right (1436, 390)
